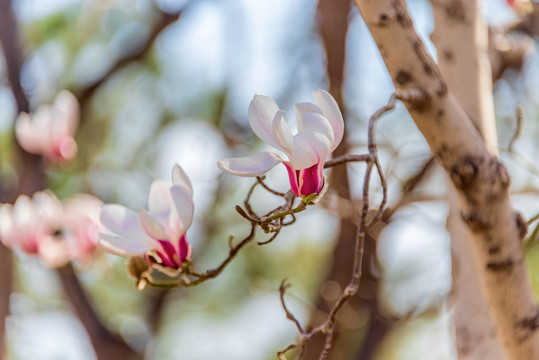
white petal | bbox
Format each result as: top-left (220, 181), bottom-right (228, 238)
top-left (300, 112), bottom-right (334, 144)
top-left (63, 194), bottom-right (102, 224)
top-left (139, 209), bottom-right (168, 240)
top-left (15, 112), bottom-right (46, 154)
top-left (54, 90), bottom-right (79, 135)
top-left (13, 195), bottom-right (40, 230)
top-left (147, 180), bottom-right (173, 223)
top-left (295, 102), bottom-right (322, 131)
top-left (172, 164), bottom-right (193, 196)
top-left (98, 232), bottom-right (151, 257)
top-left (170, 185), bottom-right (194, 232)
top-left (0, 205), bottom-right (14, 244)
top-left (313, 90), bottom-right (344, 151)
top-left (271, 110), bottom-right (293, 155)
top-left (32, 106), bottom-right (55, 146)
top-left (290, 130), bottom-right (332, 169)
top-left (33, 190), bottom-right (63, 225)
top-left (248, 95), bottom-right (282, 150)
top-left (100, 204), bottom-right (150, 243)
top-left (217, 152), bottom-right (283, 177)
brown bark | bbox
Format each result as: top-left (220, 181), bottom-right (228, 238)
top-left (76, 6), bottom-right (187, 107)
top-left (353, 0), bottom-right (539, 358)
top-left (58, 264), bottom-right (141, 360)
top-left (303, 0), bottom-right (356, 357)
top-left (0, 2), bottom-right (141, 358)
top-left (431, 1), bottom-right (507, 359)
top-left (0, 1), bottom-right (44, 358)
top-left (303, 0), bottom-right (390, 358)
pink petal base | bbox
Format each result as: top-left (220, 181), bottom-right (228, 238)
top-left (147, 234), bottom-right (191, 269)
top-left (283, 162), bottom-right (324, 197)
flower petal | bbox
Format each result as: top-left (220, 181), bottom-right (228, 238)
top-left (172, 164), bottom-right (193, 196)
top-left (15, 112), bottom-right (46, 154)
top-left (248, 95), bottom-right (282, 150)
top-left (13, 195), bottom-right (41, 230)
top-left (217, 152), bottom-right (283, 177)
top-left (299, 112), bottom-right (334, 144)
top-left (98, 232), bottom-right (151, 257)
top-left (54, 90), bottom-right (79, 136)
top-left (170, 185), bottom-right (194, 232)
top-left (0, 204), bottom-right (14, 245)
top-left (271, 110), bottom-right (293, 155)
top-left (139, 209), bottom-right (168, 241)
top-left (100, 204), bottom-right (151, 244)
top-left (290, 130), bottom-right (332, 170)
top-left (312, 90), bottom-right (344, 151)
top-left (295, 102), bottom-right (322, 131)
top-left (147, 180), bottom-right (173, 223)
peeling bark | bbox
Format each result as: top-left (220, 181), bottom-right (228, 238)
top-left (431, 1), bottom-right (507, 359)
top-left (353, 0), bottom-right (539, 358)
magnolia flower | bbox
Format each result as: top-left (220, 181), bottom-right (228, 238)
top-left (0, 191), bottom-right (64, 266)
top-left (61, 194), bottom-right (104, 263)
top-left (15, 90), bottom-right (80, 163)
top-left (99, 164), bottom-right (194, 273)
top-left (0, 191), bottom-right (104, 268)
top-left (506, 0), bottom-right (533, 14)
top-left (217, 90), bottom-right (344, 197)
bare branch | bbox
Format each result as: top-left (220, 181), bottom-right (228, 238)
top-left (257, 176), bottom-right (286, 197)
top-left (323, 154), bottom-right (371, 168)
top-left (145, 223), bottom-right (257, 289)
top-left (277, 92), bottom-right (395, 358)
top-left (76, 5), bottom-right (190, 105)
top-left (58, 263), bottom-right (141, 359)
top-left (508, 107), bottom-right (523, 152)
top-left (354, 0), bottom-right (539, 358)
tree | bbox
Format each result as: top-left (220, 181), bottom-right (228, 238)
top-left (0, 0), bottom-right (538, 359)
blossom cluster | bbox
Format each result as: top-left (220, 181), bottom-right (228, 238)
top-left (95, 90), bottom-right (343, 274)
top-left (99, 164), bottom-right (194, 275)
top-left (15, 90), bottom-right (80, 163)
top-left (218, 90), bottom-right (344, 197)
top-left (5, 90), bottom-right (344, 277)
top-left (0, 191), bottom-right (102, 268)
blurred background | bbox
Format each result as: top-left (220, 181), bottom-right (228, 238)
top-left (0, 0), bottom-right (538, 359)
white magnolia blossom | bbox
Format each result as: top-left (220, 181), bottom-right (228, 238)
top-left (0, 190), bottom-right (102, 268)
top-left (218, 90), bottom-right (344, 197)
top-left (15, 90), bottom-right (79, 163)
top-left (99, 164), bottom-right (194, 270)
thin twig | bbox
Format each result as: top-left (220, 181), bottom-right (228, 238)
top-left (508, 107), bottom-right (523, 152)
top-left (529, 213), bottom-right (539, 226)
top-left (257, 176), bottom-right (286, 197)
top-left (278, 344), bottom-right (298, 360)
top-left (146, 223), bottom-right (257, 288)
top-left (324, 154), bottom-right (372, 168)
top-left (279, 279), bottom-right (306, 334)
top-left (76, 4), bottom-right (191, 105)
top-left (276, 91), bottom-right (406, 358)
top-left (402, 157), bottom-right (435, 193)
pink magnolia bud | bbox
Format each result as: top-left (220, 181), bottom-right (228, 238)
top-left (15, 90), bottom-right (80, 163)
top-left (99, 164), bottom-right (194, 273)
top-left (218, 90), bottom-right (343, 197)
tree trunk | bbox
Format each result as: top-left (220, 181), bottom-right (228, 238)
top-left (352, 0), bottom-right (539, 358)
top-left (431, 1), bottom-right (507, 358)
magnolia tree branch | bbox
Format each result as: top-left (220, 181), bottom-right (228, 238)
top-left (0, 1), bottom-right (45, 358)
top-left (134, 223), bottom-right (257, 289)
top-left (137, 175), bottom-right (315, 290)
top-left (277, 92), bottom-right (402, 359)
top-left (353, 0), bottom-right (539, 358)
top-left (58, 264), bottom-right (140, 360)
top-left (76, 4), bottom-right (190, 105)
top-left (431, 0), bottom-right (506, 358)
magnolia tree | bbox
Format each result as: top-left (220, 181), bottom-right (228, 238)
top-left (0, 0), bottom-right (538, 359)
